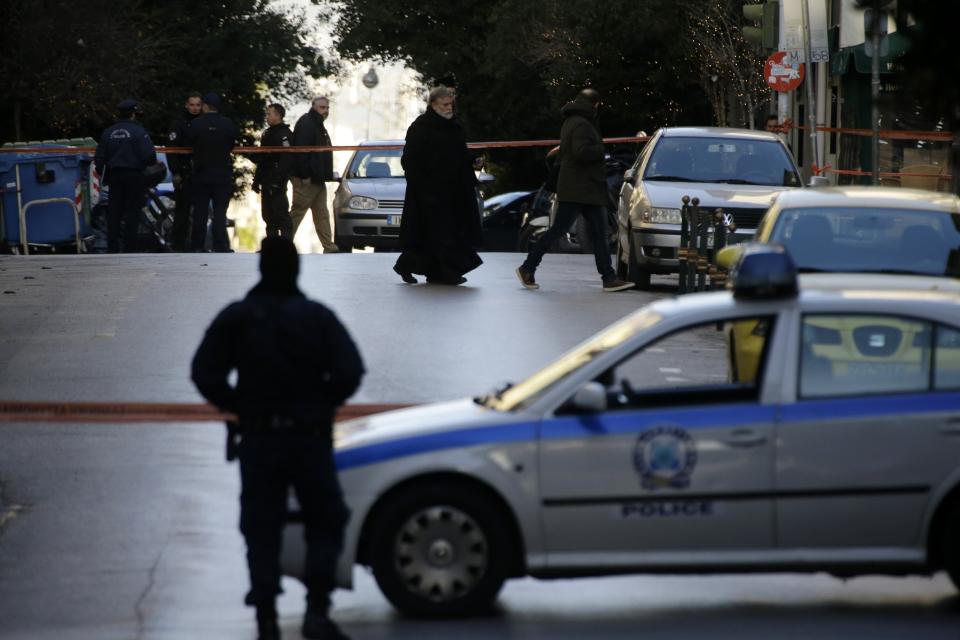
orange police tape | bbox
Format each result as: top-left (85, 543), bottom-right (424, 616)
top-left (0, 401), bottom-right (412, 424)
top-left (0, 136), bottom-right (650, 155)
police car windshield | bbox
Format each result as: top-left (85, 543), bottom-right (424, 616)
top-left (347, 149), bottom-right (404, 179)
top-left (645, 137), bottom-right (801, 187)
top-left (487, 309), bottom-right (663, 412)
top-left (771, 207), bottom-right (960, 277)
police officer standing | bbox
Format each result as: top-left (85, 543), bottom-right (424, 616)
top-left (94, 99), bottom-right (156, 253)
top-left (167, 92), bottom-right (202, 251)
top-left (253, 104), bottom-right (295, 238)
top-left (191, 236), bottom-right (364, 640)
top-left (187, 92), bottom-right (238, 252)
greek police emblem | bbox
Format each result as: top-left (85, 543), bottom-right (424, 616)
top-left (169, 131), bottom-right (177, 141)
top-left (632, 426), bottom-right (698, 490)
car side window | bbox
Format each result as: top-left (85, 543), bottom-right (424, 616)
top-left (935, 324), bottom-right (960, 390)
top-left (598, 316), bottom-right (775, 411)
top-left (799, 314), bottom-right (933, 399)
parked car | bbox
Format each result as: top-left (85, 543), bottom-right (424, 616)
top-left (280, 247), bottom-right (960, 617)
top-left (717, 186), bottom-right (960, 278)
top-left (481, 190), bottom-right (535, 251)
top-left (616, 127), bottom-right (808, 289)
top-left (333, 140), bottom-right (493, 252)
top-left (718, 187), bottom-right (960, 383)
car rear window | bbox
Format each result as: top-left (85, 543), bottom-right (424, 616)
top-left (348, 149), bottom-right (404, 178)
top-left (771, 207), bottom-right (960, 277)
top-left (644, 136), bottom-right (801, 186)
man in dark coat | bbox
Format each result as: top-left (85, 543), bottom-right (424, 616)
top-left (191, 236), bottom-right (364, 640)
top-left (393, 86), bottom-right (482, 285)
top-left (516, 89), bottom-right (633, 292)
top-left (94, 99), bottom-right (157, 253)
top-left (167, 92), bottom-right (202, 251)
top-left (290, 97), bottom-right (339, 252)
top-left (253, 103), bottom-right (294, 238)
top-left (186, 92), bottom-right (238, 252)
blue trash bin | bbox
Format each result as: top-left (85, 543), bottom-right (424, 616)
top-left (0, 144), bottom-right (94, 252)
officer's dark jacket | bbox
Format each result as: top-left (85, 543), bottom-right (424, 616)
top-left (167, 109), bottom-right (198, 178)
top-left (557, 97), bottom-right (607, 206)
top-left (191, 286), bottom-right (365, 428)
top-left (93, 118), bottom-right (156, 182)
top-left (253, 123), bottom-right (294, 189)
top-left (186, 111), bottom-right (238, 182)
top-left (292, 110), bottom-right (333, 182)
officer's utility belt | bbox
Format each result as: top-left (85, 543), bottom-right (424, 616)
top-left (242, 415), bottom-right (319, 432)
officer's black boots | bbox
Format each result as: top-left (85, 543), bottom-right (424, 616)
top-left (256, 606), bottom-right (280, 640)
top-left (301, 607), bottom-right (350, 640)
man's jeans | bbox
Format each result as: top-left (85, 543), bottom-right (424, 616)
top-left (521, 201), bottom-right (615, 282)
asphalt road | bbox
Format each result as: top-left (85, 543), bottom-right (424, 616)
top-left (0, 252), bottom-right (956, 640)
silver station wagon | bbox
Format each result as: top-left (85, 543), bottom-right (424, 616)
top-left (333, 140), bottom-right (407, 251)
top-left (282, 247), bottom-right (960, 617)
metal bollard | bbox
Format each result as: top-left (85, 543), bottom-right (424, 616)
top-left (678, 195), bottom-right (691, 294)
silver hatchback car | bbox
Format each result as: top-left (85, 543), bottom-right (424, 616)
top-left (616, 127), bottom-right (805, 289)
top-left (333, 140), bottom-right (407, 251)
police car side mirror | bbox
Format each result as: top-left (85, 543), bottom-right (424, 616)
top-left (570, 381), bottom-right (607, 413)
top-left (808, 175), bottom-right (830, 187)
top-left (624, 168), bottom-right (636, 182)
top-left (478, 171), bottom-right (496, 184)
top-left (331, 171), bottom-right (341, 181)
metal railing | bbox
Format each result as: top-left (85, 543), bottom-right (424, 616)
top-left (19, 197), bottom-right (83, 255)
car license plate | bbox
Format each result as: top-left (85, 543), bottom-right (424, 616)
top-left (387, 214), bottom-right (401, 225)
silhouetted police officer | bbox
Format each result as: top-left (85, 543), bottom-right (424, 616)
top-left (186, 92), bottom-right (238, 252)
top-left (253, 103), bottom-right (295, 238)
top-left (167, 92), bottom-right (202, 251)
top-left (94, 99), bottom-right (156, 252)
top-left (191, 236), bottom-right (363, 640)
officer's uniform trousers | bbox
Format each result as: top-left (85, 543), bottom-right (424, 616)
top-left (238, 425), bottom-right (349, 612)
top-left (106, 168), bottom-right (147, 253)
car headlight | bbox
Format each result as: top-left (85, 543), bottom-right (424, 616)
top-left (641, 207), bottom-right (682, 224)
top-left (347, 195), bottom-right (378, 210)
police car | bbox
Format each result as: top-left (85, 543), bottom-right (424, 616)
top-left (282, 246), bottom-right (960, 617)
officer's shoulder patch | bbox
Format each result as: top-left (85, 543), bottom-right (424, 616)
top-left (282, 138), bottom-right (291, 147)
top-left (169, 132), bottom-right (177, 141)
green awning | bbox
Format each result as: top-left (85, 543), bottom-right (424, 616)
top-left (830, 30), bottom-right (910, 75)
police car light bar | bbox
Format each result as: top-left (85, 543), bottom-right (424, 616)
top-left (730, 243), bottom-right (799, 299)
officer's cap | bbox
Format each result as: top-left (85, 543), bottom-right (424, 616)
top-left (202, 93), bottom-right (222, 109)
top-left (117, 99), bottom-right (139, 112)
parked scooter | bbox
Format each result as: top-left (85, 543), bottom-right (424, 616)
top-left (516, 151), bottom-right (633, 254)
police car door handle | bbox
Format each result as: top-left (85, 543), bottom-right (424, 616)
top-left (723, 429), bottom-right (767, 447)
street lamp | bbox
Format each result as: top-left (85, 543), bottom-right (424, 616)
top-left (362, 67), bottom-right (379, 141)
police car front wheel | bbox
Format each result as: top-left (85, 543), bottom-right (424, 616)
top-left (370, 486), bottom-right (510, 617)
top-left (942, 502), bottom-right (960, 593)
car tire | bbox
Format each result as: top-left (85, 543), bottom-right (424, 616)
top-left (942, 501), bottom-right (960, 593)
top-left (616, 226), bottom-right (650, 290)
top-left (370, 485), bottom-right (510, 617)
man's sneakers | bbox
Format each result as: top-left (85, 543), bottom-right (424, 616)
top-left (516, 267), bottom-right (539, 290)
top-left (602, 278), bottom-right (634, 292)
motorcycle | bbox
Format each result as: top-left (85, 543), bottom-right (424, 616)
top-left (516, 151), bottom-right (633, 254)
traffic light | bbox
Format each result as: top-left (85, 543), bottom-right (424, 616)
top-left (742, 1), bottom-right (779, 51)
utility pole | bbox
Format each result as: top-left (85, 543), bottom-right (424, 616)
top-left (801, 0), bottom-right (819, 175)
top-left (870, 2), bottom-right (882, 185)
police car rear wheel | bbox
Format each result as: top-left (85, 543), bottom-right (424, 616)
top-left (371, 487), bottom-right (509, 617)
